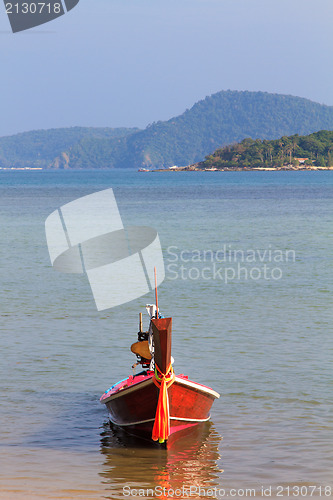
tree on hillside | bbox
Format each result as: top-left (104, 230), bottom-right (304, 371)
top-left (197, 130), bottom-right (333, 170)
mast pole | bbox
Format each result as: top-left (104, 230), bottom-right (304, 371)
top-left (154, 266), bottom-right (159, 319)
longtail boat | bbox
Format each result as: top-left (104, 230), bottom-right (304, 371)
top-left (100, 274), bottom-right (220, 447)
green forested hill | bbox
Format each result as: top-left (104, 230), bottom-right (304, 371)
top-left (195, 130), bottom-right (333, 170)
top-left (2, 91), bottom-right (333, 169)
top-left (0, 127), bottom-right (139, 168)
top-left (51, 91), bottom-right (333, 169)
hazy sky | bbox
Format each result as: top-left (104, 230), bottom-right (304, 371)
top-left (1, 0), bottom-right (332, 137)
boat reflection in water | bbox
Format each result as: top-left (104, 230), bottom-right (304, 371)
top-left (99, 420), bottom-right (223, 499)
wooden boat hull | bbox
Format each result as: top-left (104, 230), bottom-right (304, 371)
top-left (100, 372), bottom-right (220, 447)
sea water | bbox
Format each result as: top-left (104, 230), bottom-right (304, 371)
top-left (0, 170), bottom-right (332, 499)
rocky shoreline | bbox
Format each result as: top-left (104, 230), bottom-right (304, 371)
top-left (152, 165), bottom-right (333, 172)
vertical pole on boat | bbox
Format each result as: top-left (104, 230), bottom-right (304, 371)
top-left (154, 266), bottom-right (159, 319)
top-left (139, 312), bottom-right (143, 333)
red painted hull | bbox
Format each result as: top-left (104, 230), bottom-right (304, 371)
top-left (100, 372), bottom-right (220, 447)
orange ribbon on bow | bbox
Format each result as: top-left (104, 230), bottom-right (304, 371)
top-left (152, 362), bottom-right (175, 443)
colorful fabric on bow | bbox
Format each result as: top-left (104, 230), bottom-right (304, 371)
top-left (152, 362), bottom-right (175, 443)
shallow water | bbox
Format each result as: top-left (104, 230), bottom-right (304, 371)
top-left (0, 170), bottom-right (332, 499)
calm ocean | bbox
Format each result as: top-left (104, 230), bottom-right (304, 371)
top-left (0, 170), bottom-right (332, 499)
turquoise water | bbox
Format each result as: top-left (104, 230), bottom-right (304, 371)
top-left (0, 170), bottom-right (332, 499)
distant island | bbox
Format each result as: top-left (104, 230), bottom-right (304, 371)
top-left (1, 90), bottom-right (333, 170)
top-left (153, 130), bottom-right (333, 172)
